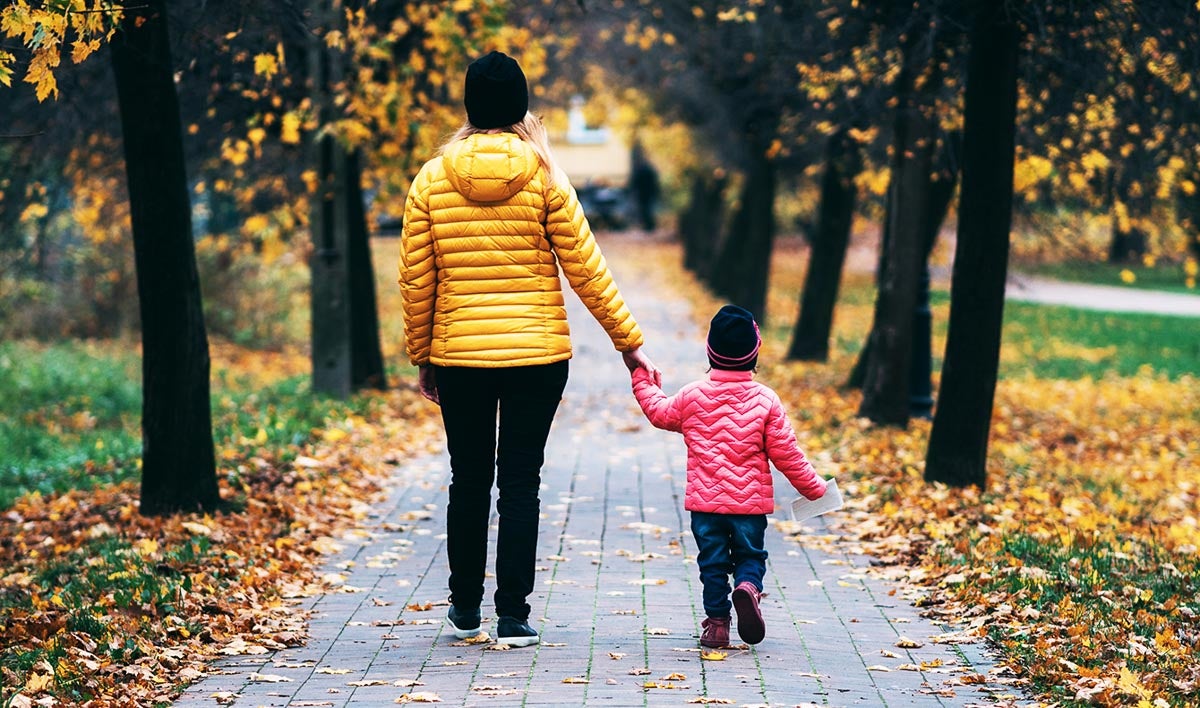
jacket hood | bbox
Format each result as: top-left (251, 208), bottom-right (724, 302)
top-left (442, 133), bottom-right (541, 203)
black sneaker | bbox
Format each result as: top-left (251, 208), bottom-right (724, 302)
top-left (446, 605), bottom-right (481, 639)
top-left (496, 616), bottom-right (539, 647)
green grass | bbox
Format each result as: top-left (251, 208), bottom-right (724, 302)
top-left (1020, 260), bottom-right (1198, 295)
top-left (999, 301), bottom-right (1200, 380)
top-left (948, 531), bottom-right (1200, 705)
top-left (818, 283), bottom-right (1199, 382)
top-left (0, 343), bottom-right (143, 508)
top-left (0, 341), bottom-right (386, 510)
top-left (0, 534), bottom-right (219, 703)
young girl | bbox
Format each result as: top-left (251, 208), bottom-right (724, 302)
top-left (630, 305), bottom-right (829, 648)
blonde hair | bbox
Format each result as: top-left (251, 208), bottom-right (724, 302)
top-left (440, 112), bottom-right (563, 188)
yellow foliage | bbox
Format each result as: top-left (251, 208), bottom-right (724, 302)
top-left (1012, 155), bottom-right (1053, 196)
top-left (253, 53), bottom-right (279, 81)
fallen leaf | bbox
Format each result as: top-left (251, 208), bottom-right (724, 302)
top-left (248, 673), bottom-right (293, 683)
top-left (647, 627), bottom-right (671, 635)
top-left (394, 692), bottom-right (442, 703)
top-left (316, 668), bottom-right (354, 675)
top-left (608, 652), bottom-right (627, 660)
top-left (629, 668), bottom-right (652, 676)
top-left (687, 698), bottom-right (734, 705)
top-left (895, 636), bottom-right (924, 648)
top-left (662, 672), bottom-right (688, 680)
top-left (561, 677), bottom-right (589, 684)
top-left (700, 650), bottom-right (727, 661)
top-left (347, 679), bottom-right (391, 687)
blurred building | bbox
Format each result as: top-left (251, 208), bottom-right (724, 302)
top-left (551, 96), bottom-right (630, 186)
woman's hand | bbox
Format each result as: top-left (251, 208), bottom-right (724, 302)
top-left (418, 365), bottom-right (440, 405)
top-left (622, 347), bottom-right (661, 386)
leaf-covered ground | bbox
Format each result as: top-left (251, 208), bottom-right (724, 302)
top-left (2, 234), bottom-right (1197, 706)
top-left (617, 236), bottom-right (1200, 707)
top-left (0, 343), bottom-right (444, 707)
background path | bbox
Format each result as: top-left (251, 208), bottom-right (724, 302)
top-left (175, 235), bottom-right (1027, 707)
top-left (1005, 274), bottom-right (1200, 317)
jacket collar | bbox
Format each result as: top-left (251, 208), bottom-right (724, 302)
top-left (708, 369), bottom-right (753, 382)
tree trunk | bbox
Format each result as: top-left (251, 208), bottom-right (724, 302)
top-left (309, 4), bottom-right (353, 398)
top-left (709, 152), bottom-right (775, 322)
top-left (680, 170), bottom-right (727, 277)
top-left (858, 29), bottom-right (939, 427)
top-left (909, 130), bottom-right (962, 418)
top-left (346, 149), bottom-right (388, 390)
top-left (788, 130), bottom-right (861, 361)
top-left (309, 6), bottom-right (386, 396)
top-left (1107, 169), bottom-right (1151, 263)
top-left (925, 14), bottom-right (1020, 489)
top-left (111, 0), bottom-right (220, 515)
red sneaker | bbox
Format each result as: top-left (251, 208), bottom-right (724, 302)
top-left (732, 581), bottom-right (765, 644)
top-left (699, 616), bottom-right (730, 648)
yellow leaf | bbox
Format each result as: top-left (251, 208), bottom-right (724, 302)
top-left (254, 427), bottom-right (268, 445)
top-left (24, 672), bottom-right (53, 693)
top-left (699, 650), bottom-right (726, 660)
top-left (181, 521), bottom-right (213, 536)
top-left (281, 111), bottom-right (302, 144)
top-left (70, 39), bottom-right (100, 64)
top-left (253, 53), bottom-right (278, 80)
top-left (0, 50), bottom-right (14, 87)
top-left (1116, 666), bottom-right (1151, 699)
top-left (561, 677), bottom-right (589, 684)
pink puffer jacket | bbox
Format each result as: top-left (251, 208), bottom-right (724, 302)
top-left (632, 368), bottom-right (827, 514)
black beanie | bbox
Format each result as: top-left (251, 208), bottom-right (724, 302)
top-left (707, 305), bottom-right (761, 371)
top-left (464, 51), bottom-right (529, 129)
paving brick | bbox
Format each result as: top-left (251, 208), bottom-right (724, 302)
top-left (174, 244), bottom-right (1028, 708)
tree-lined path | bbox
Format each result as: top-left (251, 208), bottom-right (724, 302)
top-left (174, 236), bottom-right (1025, 707)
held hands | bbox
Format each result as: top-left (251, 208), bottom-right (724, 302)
top-left (418, 365), bottom-right (440, 405)
top-left (622, 347), bottom-right (662, 386)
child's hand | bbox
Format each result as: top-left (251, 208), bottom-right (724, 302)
top-left (623, 347), bottom-right (662, 386)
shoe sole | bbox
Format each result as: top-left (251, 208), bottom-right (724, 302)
top-left (732, 587), bottom-right (765, 644)
top-left (495, 634), bottom-right (540, 647)
top-left (445, 616), bottom-right (482, 640)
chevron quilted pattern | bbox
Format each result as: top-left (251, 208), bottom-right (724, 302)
top-left (632, 367), bottom-right (827, 514)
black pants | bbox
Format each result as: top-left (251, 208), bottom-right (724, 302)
top-left (434, 361), bottom-right (569, 621)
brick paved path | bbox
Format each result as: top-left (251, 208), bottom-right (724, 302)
top-left (175, 238), bottom-right (1024, 707)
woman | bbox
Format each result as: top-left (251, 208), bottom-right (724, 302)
top-left (398, 50), bottom-right (659, 647)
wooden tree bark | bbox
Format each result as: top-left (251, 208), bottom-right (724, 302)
top-left (858, 29), bottom-right (938, 427)
top-left (309, 6), bottom-right (386, 397)
top-left (925, 14), bottom-right (1020, 488)
top-left (680, 170), bottom-right (728, 277)
top-left (788, 130), bottom-right (861, 361)
top-left (346, 149), bottom-right (388, 390)
top-left (111, 0), bottom-right (220, 515)
top-left (709, 150), bottom-right (776, 323)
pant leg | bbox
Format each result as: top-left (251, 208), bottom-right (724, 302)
top-left (492, 361), bottom-right (569, 620)
top-left (434, 366), bottom-right (499, 610)
top-left (690, 511), bottom-right (734, 618)
top-left (727, 514), bottom-right (769, 591)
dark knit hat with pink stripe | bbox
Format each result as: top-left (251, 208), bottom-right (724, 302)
top-left (707, 305), bottom-right (760, 371)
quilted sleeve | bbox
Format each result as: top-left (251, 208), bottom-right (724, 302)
top-left (764, 390), bottom-right (827, 500)
top-left (546, 180), bottom-right (644, 353)
top-left (631, 368), bottom-right (683, 433)
top-left (399, 163), bottom-right (436, 365)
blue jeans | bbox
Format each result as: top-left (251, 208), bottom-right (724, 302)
top-left (435, 361), bottom-right (569, 622)
top-left (690, 511), bottom-right (768, 618)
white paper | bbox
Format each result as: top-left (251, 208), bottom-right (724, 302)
top-left (789, 478), bottom-right (843, 521)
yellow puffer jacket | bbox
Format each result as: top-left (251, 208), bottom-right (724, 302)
top-left (399, 132), bottom-right (644, 368)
